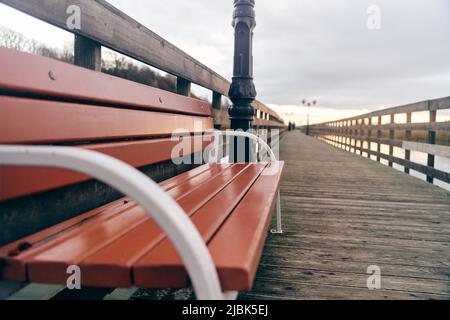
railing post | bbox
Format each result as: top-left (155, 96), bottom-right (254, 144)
top-left (377, 116), bottom-right (382, 162)
top-left (74, 35), bottom-right (102, 71)
top-left (177, 77), bottom-right (194, 165)
top-left (348, 121), bottom-right (352, 151)
top-left (343, 121), bottom-right (347, 151)
top-left (427, 109), bottom-right (437, 183)
top-left (351, 120), bottom-right (355, 153)
top-left (388, 114), bottom-right (395, 167)
top-left (212, 92), bottom-right (223, 130)
top-left (176, 77), bottom-right (191, 96)
top-left (367, 117), bottom-right (372, 158)
top-left (359, 119), bottom-right (363, 156)
top-left (356, 120), bottom-right (360, 154)
top-left (229, 0), bottom-right (256, 162)
top-left (404, 112), bottom-right (412, 174)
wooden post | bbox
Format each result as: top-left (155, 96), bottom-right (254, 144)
top-left (359, 119), bottom-right (363, 156)
top-left (336, 123), bottom-right (339, 147)
top-left (367, 117), bottom-right (372, 158)
top-left (212, 92), bottom-right (222, 130)
top-left (388, 114), bottom-right (395, 167)
top-left (74, 35), bottom-right (101, 71)
top-left (333, 122), bottom-right (338, 147)
top-left (427, 110), bottom-right (437, 183)
top-left (404, 112), bottom-right (412, 174)
top-left (354, 120), bottom-right (357, 153)
top-left (377, 116), bottom-right (382, 162)
top-left (350, 120), bottom-right (354, 153)
top-left (176, 77), bottom-right (191, 96)
top-left (348, 121), bottom-right (351, 152)
top-left (344, 122), bottom-right (347, 148)
top-left (344, 121), bottom-right (348, 151)
top-left (356, 120), bottom-right (359, 153)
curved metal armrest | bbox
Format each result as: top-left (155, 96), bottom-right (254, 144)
top-left (216, 130), bottom-right (278, 162)
top-left (212, 131), bottom-right (283, 234)
top-left (0, 145), bottom-right (223, 300)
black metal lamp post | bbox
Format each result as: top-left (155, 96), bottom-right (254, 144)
top-left (302, 99), bottom-right (317, 136)
top-left (228, 0), bottom-right (256, 162)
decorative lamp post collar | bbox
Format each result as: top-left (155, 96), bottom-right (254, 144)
top-left (232, 0), bottom-right (256, 27)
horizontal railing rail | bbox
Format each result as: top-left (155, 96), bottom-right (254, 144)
top-left (0, 0), bottom-right (285, 128)
top-left (304, 96), bottom-right (450, 186)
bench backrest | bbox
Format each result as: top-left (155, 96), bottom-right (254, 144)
top-left (0, 48), bottom-right (214, 201)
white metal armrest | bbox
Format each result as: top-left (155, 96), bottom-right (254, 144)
top-left (0, 145), bottom-right (224, 300)
top-left (217, 130), bottom-right (277, 162)
top-left (211, 131), bottom-right (283, 234)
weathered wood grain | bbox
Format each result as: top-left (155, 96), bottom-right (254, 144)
top-left (244, 131), bottom-right (450, 300)
top-left (129, 131), bottom-right (449, 300)
top-left (313, 97), bottom-right (450, 125)
top-left (319, 136), bottom-right (450, 183)
top-left (0, 0), bottom-right (229, 95)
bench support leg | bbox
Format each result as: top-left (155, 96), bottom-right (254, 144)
top-left (271, 191), bottom-right (283, 234)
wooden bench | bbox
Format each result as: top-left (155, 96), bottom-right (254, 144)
top-left (0, 48), bottom-right (284, 300)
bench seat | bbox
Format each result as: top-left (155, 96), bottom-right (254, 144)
top-left (0, 161), bottom-right (284, 292)
top-left (0, 47), bottom-right (284, 299)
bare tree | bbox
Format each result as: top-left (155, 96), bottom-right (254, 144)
top-left (0, 26), bottom-right (31, 51)
top-left (0, 26), bottom-right (205, 100)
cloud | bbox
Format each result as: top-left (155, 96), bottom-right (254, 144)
top-left (107, 0), bottom-right (450, 113)
top-left (2, 0), bottom-right (449, 118)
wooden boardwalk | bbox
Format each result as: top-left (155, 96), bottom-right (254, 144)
top-left (133, 130), bottom-right (450, 300)
top-left (242, 131), bottom-right (450, 300)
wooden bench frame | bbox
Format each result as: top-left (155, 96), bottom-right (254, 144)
top-left (0, 131), bottom-right (282, 300)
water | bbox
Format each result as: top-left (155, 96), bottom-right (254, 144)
top-left (320, 135), bottom-right (450, 192)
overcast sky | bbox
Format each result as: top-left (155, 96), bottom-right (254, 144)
top-left (1, 0), bottom-right (449, 124)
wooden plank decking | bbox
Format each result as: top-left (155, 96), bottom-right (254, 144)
top-left (132, 130), bottom-right (450, 300)
top-left (241, 131), bottom-right (450, 300)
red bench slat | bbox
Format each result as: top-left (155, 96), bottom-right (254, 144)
top-left (0, 138), bottom-right (210, 201)
top-left (0, 200), bottom-right (136, 282)
top-left (28, 164), bottom-right (246, 285)
top-left (79, 164), bottom-right (246, 287)
top-left (132, 163), bottom-right (268, 288)
top-left (0, 96), bottom-right (213, 144)
top-left (210, 162), bottom-right (285, 291)
top-left (0, 162), bottom-right (284, 291)
top-left (0, 48), bottom-right (211, 116)
top-left (0, 164), bottom-right (229, 282)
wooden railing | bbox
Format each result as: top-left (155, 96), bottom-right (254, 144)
top-left (305, 96), bottom-right (450, 185)
top-left (0, 0), bottom-right (285, 129)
